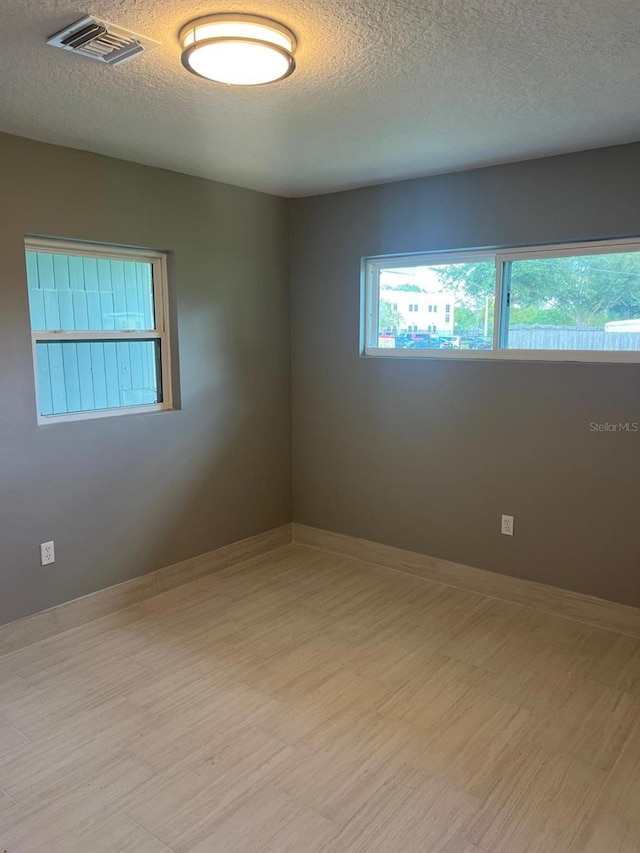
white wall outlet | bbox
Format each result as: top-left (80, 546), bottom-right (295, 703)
top-left (40, 541), bottom-right (55, 566)
top-left (501, 515), bottom-right (514, 536)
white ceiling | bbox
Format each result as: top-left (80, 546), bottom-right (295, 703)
top-left (1, 0), bottom-right (640, 196)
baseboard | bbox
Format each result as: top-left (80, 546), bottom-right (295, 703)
top-left (293, 523), bottom-right (640, 639)
top-left (0, 524), bottom-right (292, 657)
top-left (6, 521), bottom-right (636, 655)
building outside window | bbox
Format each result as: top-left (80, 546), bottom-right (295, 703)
top-left (366, 239), bottom-right (640, 358)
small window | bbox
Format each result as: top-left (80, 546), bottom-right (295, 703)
top-left (25, 237), bottom-right (173, 424)
top-left (363, 240), bottom-right (640, 361)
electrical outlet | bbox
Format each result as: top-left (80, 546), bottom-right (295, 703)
top-left (501, 515), bottom-right (514, 536)
top-left (40, 541), bottom-right (55, 565)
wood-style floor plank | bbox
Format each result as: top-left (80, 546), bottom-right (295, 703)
top-left (0, 542), bottom-right (639, 852)
top-left (573, 814), bottom-right (640, 853)
top-left (466, 743), bottom-right (608, 853)
top-left (0, 716), bottom-right (30, 758)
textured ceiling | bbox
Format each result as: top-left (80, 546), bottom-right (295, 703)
top-left (1, 0), bottom-right (640, 196)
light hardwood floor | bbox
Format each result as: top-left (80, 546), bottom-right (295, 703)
top-left (0, 543), bottom-right (639, 852)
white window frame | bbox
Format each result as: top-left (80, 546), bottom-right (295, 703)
top-left (362, 237), bottom-right (640, 363)
top-left (26, 237), bottom-right (173, 425)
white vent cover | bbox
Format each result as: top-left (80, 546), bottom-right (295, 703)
top-left (47, 15), bottom-right (159, 66)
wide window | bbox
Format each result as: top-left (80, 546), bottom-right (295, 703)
top-left (363, 239), bottom-right (640, 361)
top-left (25, 237), bottom-right (172, 424)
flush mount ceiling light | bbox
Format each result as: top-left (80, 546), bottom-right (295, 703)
top-left (179, 14), bottom-right (296, 86)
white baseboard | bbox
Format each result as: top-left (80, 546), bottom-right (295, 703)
top-left (0, 524), bottom-right (292, 656)
top-left (293, 523), bottom-right (640, 639)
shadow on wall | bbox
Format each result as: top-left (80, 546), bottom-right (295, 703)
top-left (290, 158), bottom-right (640, 609)
top-left (0, 136), bottom-right (291, 625)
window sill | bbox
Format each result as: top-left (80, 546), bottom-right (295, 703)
top-left (362, 348), bottom-right (640, 364)
top-left (36, 402), bottom-right (174, 426)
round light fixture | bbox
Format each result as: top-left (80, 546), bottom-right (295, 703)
top-left (179, 14), bottom-right (296, 86)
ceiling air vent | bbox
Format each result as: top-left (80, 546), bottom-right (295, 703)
top-left (47, 15), bottom-right (159, 66)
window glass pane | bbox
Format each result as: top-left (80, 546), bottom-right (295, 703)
top-left (26, 252), bottom-right (155, 332)
top-left (504, 251), bottom-right (640, 351)
top-left (35, 340), bottom-right (162, 416)
top-left (377, 260), bottom-right (495, 350)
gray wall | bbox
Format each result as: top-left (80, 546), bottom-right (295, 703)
top-left (0, 132), bottom-right (291, 624)
top-left (4, 133), bottom-right (639, 622)
top-left (290, 144), bottom-right (640, 607)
